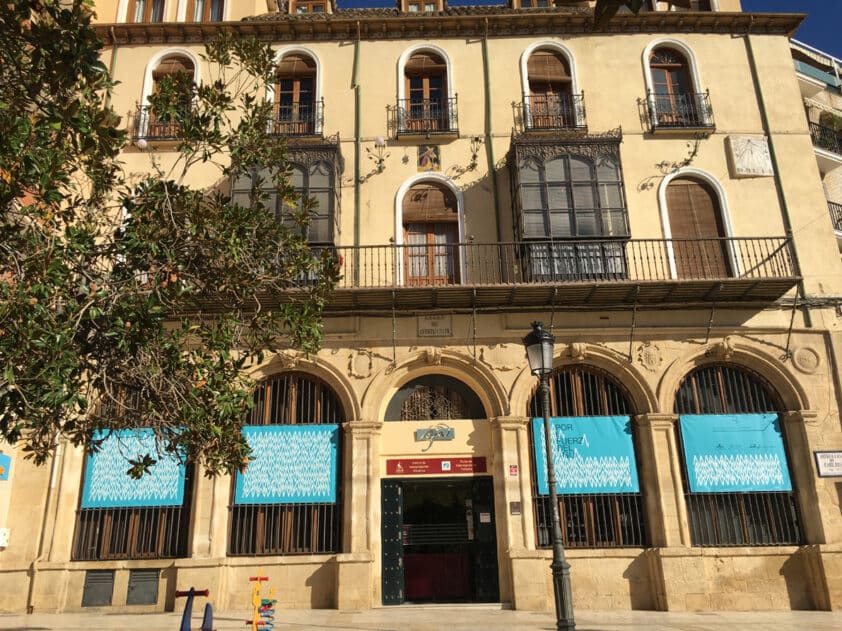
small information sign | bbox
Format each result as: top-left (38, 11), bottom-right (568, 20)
top-left (509, 465), bottom-right (519, 476)
top-left (386, 457), bottom-right (487, 476)
top-left (815, 451), bottom-right (842, 478)
top-left (417, 314), bottom-right (452, 337)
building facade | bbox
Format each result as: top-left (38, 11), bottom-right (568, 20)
top-left (3, 0), bottom-right (842, 615)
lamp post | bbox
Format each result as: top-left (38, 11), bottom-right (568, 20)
top-left (522, 321), bottom-right (575, 631)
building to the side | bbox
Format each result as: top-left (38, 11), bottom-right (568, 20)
top-left (4, 0), bottom-right (842, 615)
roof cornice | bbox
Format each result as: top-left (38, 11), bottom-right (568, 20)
top-left (96, 12), bottom-right (805, 46)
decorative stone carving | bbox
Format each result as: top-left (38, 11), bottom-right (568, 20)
top-left (566, 343), bottom-right (587, 361)
top-left (792, 346), bottom-right (821, 375)
top-left (422, 347), bottom-right (443, 366)
top-left (636, 342), bottom-right (663, 373)
top-left (707, 337), bottom-right (735, 360)
top-left (478, 344), bottom-right (517, 372)
top-left (348, 350), bottom-right (374, 380)
top-left (275, 349), bottom-right (302, 368)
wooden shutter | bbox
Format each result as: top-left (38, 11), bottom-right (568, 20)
top-left (666, 178), bottom-right (730, 279)
top-left (527, 50), bottom-right (571, 83)
top-left (152, 55), bottom-right (195, 79)
top-left (276, 54), bottom-right (316, 79)
top-left (405, 52), bottom-right (446, 76)
top-left (402, 183), bottom-right (457, 223)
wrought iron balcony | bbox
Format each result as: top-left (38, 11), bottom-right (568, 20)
top-left (131, 104), bottom-right (184, 141)
top-left (810, 122), bottom-right (842, 156)
top-left (644, 90), bottom-right (714, 132)
top-left (269, 98), bottom-right (324, 137)
top-left (514, 93), bottom-right (587, 132)
top-left (316, 237), bottom-right (797, 311)
top-left (829, 201), bottom-right (842, 232)
top-left (388, 96), bottom-right (459, 137)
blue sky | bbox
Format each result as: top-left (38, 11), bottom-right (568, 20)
top-left (339, 1), bottom-right (841, 60)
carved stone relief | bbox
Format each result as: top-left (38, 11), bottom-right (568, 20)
top-left (636, 341), bottom-right (663, 373)
top-left (792, 347), bottom-right (821, 375)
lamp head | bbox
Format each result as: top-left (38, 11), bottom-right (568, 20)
top-left (522, 321), bottom-right (555, 376)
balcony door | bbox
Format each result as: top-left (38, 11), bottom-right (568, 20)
top-left (402, 182), bottom-right (460, 286)
top-left (650, 48), bottom-right (692, 126)
top-left (275, 54), bottom-right (317, 136)
top-left (527, 49), bottom-right (573, 129)
top-left (404, 52), bottom-right (448, 132)
top-left (665, 177), bottom-right (731, 279)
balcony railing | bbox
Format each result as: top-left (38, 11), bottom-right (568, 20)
top-left (331, 237), bottom-right (794, 289)
top-left (645, 90), bottom-right (714, 131)
top-left (131, 104), bottom-right (184, 141)
top-left (389, 96), bottom-right (459, 136)
top-left (810, 122), bottom-right (842, 156)
top-left (829, 201), bottom-right (842, 232)
top-left (515, 93), bottom-right (587, 132)
top-left (269, 98), bottom-right (324, 137)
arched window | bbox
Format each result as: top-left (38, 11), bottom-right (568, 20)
top-left (402, 181), bottom-right (460, 286)
top-left (647, 45), bottom-right (711, 129)
top-left (138, 54), bottom-right (196, 140)
top-left (525, 49), bottom-right (579, 130)
top-left (527, 366), bottom-right (647, 548)
top-left (674, 364), bottom-right (801, 546)
top-left (73, 389), bottom-right (193, 561)
top-left (186, 0), bottom-right (224, 21)
top-left (665, 176), bottom-right (731, 278)
top-left (128, 0), bottom-right (164, 22)
top-left (385, 375), bottom-right (486, 421)
top-left (273, 53), bottom-right (320, 137)
top-left (229, 373), bottom-right (344, 555)
top-left (403, 51), bottom-right (450, 133)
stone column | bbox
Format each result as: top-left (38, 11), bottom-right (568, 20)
top-left (336, 420), bottom-right (381, 609)
top-left (635, 413), bottom-right (690, 547)
top-left (781, 410), bottom-right (825, 544)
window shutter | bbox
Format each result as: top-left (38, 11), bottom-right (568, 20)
top-left (527, 50), bottom-right (571, 83)
top-left (666, 177), bottom-right (729, 278)
top-left (276, 54), bottom-right (316, 79)
top-left (402, 183), bottom-right (458, 222)
top-left (405, 52), bottom-right (447, 75)
top-left (152, 55), bottom-right (195, 79)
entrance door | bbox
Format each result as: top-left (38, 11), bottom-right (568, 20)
top-left (380, 477), bottom-right (499, 605)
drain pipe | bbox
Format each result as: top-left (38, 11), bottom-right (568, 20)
top-left (105, 27), bottom-right (118, 108)
top-left (481, 18), bottom-right (503, 247)
top-left (352, 21), bottom-right (362, 284)
top-left (26, 435), bottom-right (62, 613)
top-left (744, 22), bottom-right (811, 328)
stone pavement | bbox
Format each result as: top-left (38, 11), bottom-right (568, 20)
top-left (2, 607), bottom-right (842, 631)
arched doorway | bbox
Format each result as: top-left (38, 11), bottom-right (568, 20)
top-left (665, 176), bottom-right (731, 278)
top-left (402, 181), bottom-right (460, 286)
top-left (381, 374), bottom-right (498, 605)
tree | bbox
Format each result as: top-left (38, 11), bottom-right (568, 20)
top-left (0, 1), bottom-right (338, 476)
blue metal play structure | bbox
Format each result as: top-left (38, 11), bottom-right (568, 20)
top-left (175, 587), bottom-right (214, 631)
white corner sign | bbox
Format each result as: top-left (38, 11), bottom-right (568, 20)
top-left (727, 135), bottom-right (774, 178)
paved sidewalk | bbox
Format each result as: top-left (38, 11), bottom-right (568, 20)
top-left (1, 607), bottom-right (842, 630)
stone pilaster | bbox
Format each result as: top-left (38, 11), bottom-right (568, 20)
top-left (781, 410), bottom-right (825, 544)
top-left (342, 421), bottom-right (382, 554)
top-left (635, 413), bottom-right (690, 547)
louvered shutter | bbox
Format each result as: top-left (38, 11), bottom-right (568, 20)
top-left (666, 178), bottom-right (730, 278)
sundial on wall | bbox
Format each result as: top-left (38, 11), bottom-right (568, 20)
top-left (726, 135), bottom-right (774, 178)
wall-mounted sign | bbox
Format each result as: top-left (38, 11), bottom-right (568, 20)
top-left (386, 457), bottom-right (486, 476)
top-left (509, 464), bottom-right (519, 476)
top-left (726, 135), bottom-right (774, 178)
top-left (815, 451), bottom-right (842, 478)
top-left (0, 453), bottom-right (10, 481)
top-left (509, 501), bottom-right (522, 516)
top-left (415, 423), bottom-right (455, 451)
top-left (418, 314), bottom-right (452, 337)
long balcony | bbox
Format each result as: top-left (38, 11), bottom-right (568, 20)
top-left (388, 96), bottom-right (459, 138)
top-left (315, 237), bottom-right (797, 312)
top-left (810, 122), bottom-right (842, 156)
top-left (644, 90), bottom-right (715, 133)
top-left (514, 93), bottom-right (587, 133)
top-left (269, 98), bottom-right (324, 137)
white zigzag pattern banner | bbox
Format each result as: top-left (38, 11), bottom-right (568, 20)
top-left (692, 454), bottom-right (786, 489)
top-left (235, 425), bottom-right (338, 504)
top-left (553, 453), bottom-right (634, 490)
top-left (81, 429), bottom-right (184, 508)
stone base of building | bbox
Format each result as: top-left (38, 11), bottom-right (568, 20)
top-left (6, 545), bottom-right (842, 614)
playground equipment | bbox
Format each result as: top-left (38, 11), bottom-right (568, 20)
top-left (175, 587), bottom-right (214, 631)
top-left (245, 570), bottom-right (277, 631)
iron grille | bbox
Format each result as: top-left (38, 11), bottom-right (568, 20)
top-left (269, 98), bottom-right (324, 137)
top-left (830, 201), bottom-right (842, 232)
top-left (228, 372), bottom-right (343, 556)
top-left (516, 93), bottom-right (587, 132)
top-left (809, 122), bottom-right (842, 156)
top-left (527, 366), bottom-right (648, 549)
top-left (389, 96), bottom-right (459, 136)
top-left (645, 90), bottom-right (714, 131)
top-left (674, 364), bottom-right (802, 546)
top-left (72, 468), bottom-right (193, 561)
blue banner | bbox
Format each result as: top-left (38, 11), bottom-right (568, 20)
top-left (235, 424), bottom-right (339, 504)
top-left (532, 416), bottom-right (639, 495)
top-left (80, 429), bottom-right (186, 508)
top-left (0, 453), bottom-right (10, 481)
top-left (680, 414), bottom-right (792, 493)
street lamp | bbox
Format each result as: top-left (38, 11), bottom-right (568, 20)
top-left (522, 321), bottom-right (575, 631)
